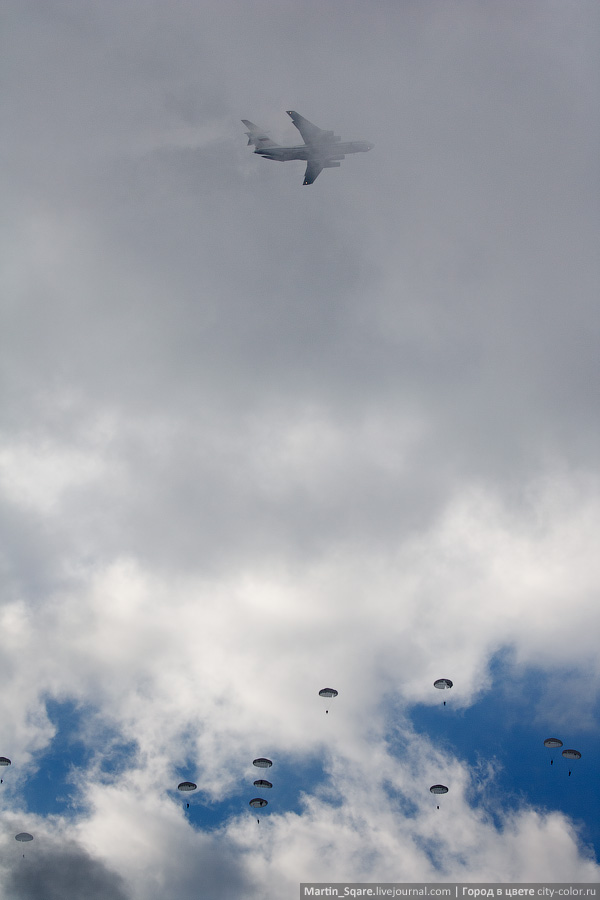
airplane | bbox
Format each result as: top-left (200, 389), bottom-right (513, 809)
top-left (242, 110), bottom-right (373, 185)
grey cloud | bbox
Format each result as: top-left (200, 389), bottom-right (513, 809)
top-left (1, 0), bottom-right (597, 608)
top-left (2, 841), bottom-right (129, 900)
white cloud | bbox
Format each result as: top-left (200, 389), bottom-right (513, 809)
top-left (1, 466), bottom-right (599, 892)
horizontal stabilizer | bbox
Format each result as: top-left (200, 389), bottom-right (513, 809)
top-left (241, 120), bottom-right (279, 148)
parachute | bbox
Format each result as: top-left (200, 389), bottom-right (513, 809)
top-left (177, 781), bottom-right (197, 809)
top-left (253, 779), bottom-right (273, 789)
top-left (543, 738), bottom-right (563, 764)
top-left (319, 688), bottom-right (338, 713)
top-left (0, 757), bottom-right (10, 783)
top-left (430, 784), bottom-right (449, 794)
top-left (562, 748), bottom-right (581, 776)
top-left (250, 796), bottom-right (268, 820)
top-left (177, 781), bottom-right (197, 791)
top-left (430, 784), bottom-right (448, 809)
top-left (252, 758), bottom-right (272, 768)
top-left (15, 833), bottom-right (33, 857)
top-left (434, 679), bottom-right (453, 705)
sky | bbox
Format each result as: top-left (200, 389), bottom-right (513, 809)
top-left (1, 1), bottom-right (599, 897)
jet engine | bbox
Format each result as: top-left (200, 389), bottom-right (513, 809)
top-left (323, 161), bottom-right (341, 168)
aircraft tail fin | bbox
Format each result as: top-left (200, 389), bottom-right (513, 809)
top-left (242, 120), bottom-right (279, 149)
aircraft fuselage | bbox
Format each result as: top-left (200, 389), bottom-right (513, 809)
top-left (255, 141), bottom-right (373, 162)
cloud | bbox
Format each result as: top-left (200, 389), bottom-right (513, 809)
top-left (1, 0), bottom-right (598, 894)
top-left (0, 827), bottom-right (130, 900)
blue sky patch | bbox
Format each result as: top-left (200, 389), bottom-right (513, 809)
top-left (407, 653), bottom-right (599, 861)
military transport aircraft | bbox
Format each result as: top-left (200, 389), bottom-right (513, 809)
top-left (242, 110), bottom-right (373, 185)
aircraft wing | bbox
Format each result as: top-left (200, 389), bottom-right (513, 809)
top-left (303, 160), bottom-right (324, 185)
top-left (287, 110), bottom-right (333, 145)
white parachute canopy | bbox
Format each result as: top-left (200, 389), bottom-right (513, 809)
top-left (253, 779), bottom-right (273, 789)
top-left (252, 758), bottom-right (272, 768)
top-left (429, 784), bottom-right (449, 794)
top-left (177, 781), bottom-right (197, 791)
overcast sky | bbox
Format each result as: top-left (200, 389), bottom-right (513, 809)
top-left (1, 1), bottom-right (599, 897)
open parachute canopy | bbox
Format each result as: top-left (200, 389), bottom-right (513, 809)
top-left (15, 833), bottom-right (33, 842)
top-left (252, 758), bottom-right (272, 768)
top-left (249, 797), bottom-right (268, 809)
top-left (543, 738), bottom-right (563, 749)
top-left (429, 784), bottom-right (449, 794)
top-left (253, 779), bottom-right (273, 789)
top-left (562, 749), bottom-right (581, 760)
top-left (177, 781), bottom-right (197, 792)
top-left (433, 679), bottom-right (453, 690)
top-left (318, 688), bottom-right (338, 698)
top-left (0, 757), bottom-right (11, 766)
